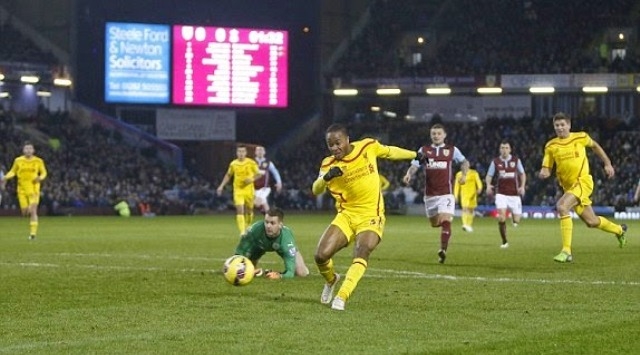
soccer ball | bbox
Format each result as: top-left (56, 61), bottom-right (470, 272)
top-left (223, 255), bottom-right (255, 286)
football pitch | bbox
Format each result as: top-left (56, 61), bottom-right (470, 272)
top-left (1, 214), bottom-right (638, 354)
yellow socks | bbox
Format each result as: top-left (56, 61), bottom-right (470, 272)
top-left (461, 212), bottom-right (473, 227)
top-left (245, 211), bottom-right (254, 230)
top-left (596, 216), bottom-right (622, 235)
top-left (337, 258), bottom-right (368, 301)
top-left (316, 259), bottom-right (336, 284)
top-left (560, 215), bottom-right (572, 254)
top-left (29, 221), bottom-right (38, 236)
top-left (235, 214), bottom-right (245, 235)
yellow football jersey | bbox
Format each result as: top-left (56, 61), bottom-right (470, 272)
top-left (4, 155), bottom-right (47, 194)
top-left (226, 158), bottom-right (259, 191)
top-left (454, 169), bottom-right (482, 202)
top-left (317, 138), bottom-right (415, 216)
top-left (542, 132), bottom-right (592, 191)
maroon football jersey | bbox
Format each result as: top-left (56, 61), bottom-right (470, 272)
top-left (420, 144), bottom-right (455, 196)
top-left (492, 156), bottom-right (520, 196)
top-left (254, 159), bottom-right (271, 189)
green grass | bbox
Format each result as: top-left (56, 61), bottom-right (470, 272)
top-left (0, 214), bottom-right (638, 354)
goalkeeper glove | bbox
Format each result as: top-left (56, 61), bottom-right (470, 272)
top-left (266, 271), bottom-right (282, 280)
top-left (323, 166), bottom-right (343, 181)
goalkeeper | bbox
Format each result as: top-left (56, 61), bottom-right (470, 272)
top-left (234, 207), bottom-right (309, 279)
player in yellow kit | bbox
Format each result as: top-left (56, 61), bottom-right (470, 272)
top-left (538, 113), bottom-right (627, 263)
top-left (216, 145), bottom-right (263, 236)
top-left (454, 167), bottom-right (483, 232)
top-left (311, 123), bottom-right (422, 311)
top-left (1, 141), bottom-right (48, 240)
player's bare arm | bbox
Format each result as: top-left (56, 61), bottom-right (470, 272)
top-left (589, 140), bottom-right (615, 178)
top-left (485, 175), bottom-right (494, 196)
top-left (518, 172), bottom-right (527, 196)
top-left (403, 165), bottom-right (419, 185)
top-left (216, 174), bottom-right (231, 195)
top-left (538, 167), bottom-right (551, 179)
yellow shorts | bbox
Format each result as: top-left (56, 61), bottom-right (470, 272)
top-left (566, 175), bottom-right (593, 208)
top-left (233, 190), bottom-right (255, 209)
top-left (331, 211), bottom-right (385, 244)
top-left (460, 196), bottom-right (478, 209)
top-left (17, 191), bottom-right (40, 209)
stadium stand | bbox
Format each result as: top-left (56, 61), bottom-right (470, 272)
top-left (0, 22), bottom-right (58, 65)
top-left (331, 0), bottom-right (639, 81)
top-left (0, 108), bottom-right (227, 215)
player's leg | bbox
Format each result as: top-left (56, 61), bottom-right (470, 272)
top-left (512, 197), bottom-right (523, 226)
top-left (255, 196), bottom-right (267, 213)
top-left (467, 206), bottom-right (476, 231)
top-left (510, 196), bottom-right (522, 229)
top-left (460, 201), bottom-right (468, 231)
top-left (333, 216), bottom-right (383, 310)
top-left (424, 195), bottom-right (450, 263)
top-left (433, 195), bottom-right (455, 263)
top-left (554, 192), bottom-right (579, 262)
top-left (461, 204), bottom-right (472, 232)
top-left (511, 212), bottom-right (522, 227)
top-left (17, 192), bottom-right (29, 217)
top-left (294, 251), bottom-right (310, 277)
top-left (233, 193), bottom-right (246, 236)
top-left (494, 194), bottom-right (509, 247)
top-left (262, 187), bottom-right (272, 213)
top-left (28, 200), bottom-right (39, 239)
top-left (244, 193), bottom-right (254, 231)
top-left (18, 193), bottom-right (36, 240)
top-left (315, 214), bottom-right (350, 304)
top-left (435, 212), bottom-right (453, 263)
top-left (254, 188), bottom-right (270, 213)
top-left (497, 207), bottom-right (509, 248)
top-left (576, 205), bottom-right (626, 247)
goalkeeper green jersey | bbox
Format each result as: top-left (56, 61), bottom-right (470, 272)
top-left (235, 221), bottom-right (298, 278)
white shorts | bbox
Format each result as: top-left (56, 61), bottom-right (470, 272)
top-left (495, 194), bottom-right (522, 215)
top-left (423, 194), bottom-right (455, 218)
top-left (254, 187), bottom-right (272, 204)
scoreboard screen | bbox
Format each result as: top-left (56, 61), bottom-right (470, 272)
top-left (172, 25), bottom-right (288, 107)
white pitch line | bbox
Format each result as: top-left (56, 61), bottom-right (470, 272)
top-left (40, 252), bottom-right (214, 262)
top-left (365, 268), bottom-right (640, 286)
top-left (37, 252), bottom-right (281, 265)
top-left (1, 261), bottom-right (638, 286)
top-left (0, 262), bottom-right (210, 274)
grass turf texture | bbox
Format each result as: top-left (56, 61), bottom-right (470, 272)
top-left (1, 215), bottom-right (638, 354)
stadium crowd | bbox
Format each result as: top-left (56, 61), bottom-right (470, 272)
top-left (2, 107), bottom-right (639, 215)
top-left (0, 108), bottom-right (224, 215)
top-left (332, 0), bottom-right (639, 80)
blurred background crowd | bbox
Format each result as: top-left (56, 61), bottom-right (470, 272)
top-left (2, 107), bottom-right (639, 216)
